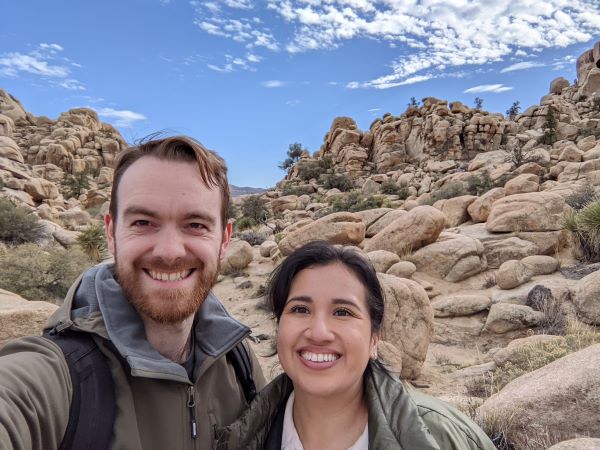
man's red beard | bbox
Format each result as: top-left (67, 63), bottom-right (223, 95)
top-left (115, 254), bottom-right (220, 324)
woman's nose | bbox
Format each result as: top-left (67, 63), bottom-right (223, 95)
top-left (305, 316), bottom-right (335, 342)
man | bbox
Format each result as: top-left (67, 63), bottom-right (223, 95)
top-left (0, 136), bottom-right (266, 449)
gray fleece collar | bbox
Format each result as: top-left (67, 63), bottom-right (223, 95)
top-left (72, 264), bottom-right (249, 384)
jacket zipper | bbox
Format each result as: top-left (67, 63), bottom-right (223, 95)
top-left (187, 386), bottom-right (198, 440)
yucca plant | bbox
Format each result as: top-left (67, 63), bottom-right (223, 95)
top-left (563, 199), bottom-right (600, 262)
top-left (77, 223), bottom-right (107, 262)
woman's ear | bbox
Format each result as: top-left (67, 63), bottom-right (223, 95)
top-left (370, 332), bottom-right (380, 360)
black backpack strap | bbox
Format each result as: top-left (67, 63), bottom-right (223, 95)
top-left (43, 330), bottom-right (116, 450)
top-left (226, 341), bottom-right (257, 403)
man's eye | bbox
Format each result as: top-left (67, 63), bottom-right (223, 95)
top-left (290, 305), bottom-right (310, 314)
top-left (133, 220), bottom-right (150, 227)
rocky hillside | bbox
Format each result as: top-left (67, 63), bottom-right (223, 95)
top-left (2, 42), bottom-right (600, 450)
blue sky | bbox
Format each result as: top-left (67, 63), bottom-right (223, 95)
top-left (1, 0), bottom-right (599, 187)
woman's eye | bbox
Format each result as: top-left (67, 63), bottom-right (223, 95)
top-left (334, 308), bottom-right (353, 317)
top-left (290, 305), bottom-right (310, 314)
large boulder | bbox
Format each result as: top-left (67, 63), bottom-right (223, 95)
top-left (23, 177), bottom-right (60, 201)
top-left (486, 192), bottom-right (569, 232)
top-left (377, 274), bottom-right (434, 379)
top-left (483, 303), bottom-right (543, 333)
top-left (478, 344), bottom-right (600, 446)
top-left (364, 206), bottom-right (445, 255)
top-left (574, 269), bottom-right (600, 325)
top-left (270, 195), bottom-right (303, 214)
top-left (407, 233), bottom-right (486, 282)
top-left (467, 187), bottom-right (505, 223)
top-left (0, 136), bottom-right (24, 163)
top-left (503, 173), bottom-right (539, 196)
top-left (483, 236), bottom-right (540, 269)
top-left (220, 239), bottom-right (253, 273)
top-left (431, 293), bottom-right (491, 318)
top-left (0, 289), bottom-right (58, 345)
top-left (367, 250), bottom-right (400, 273)
top-left (365, 209), bottom-right (406, 237)
top-left (434, 195), bottom-right (477, 227)
top-left (278, 212), bottom-right (365, 256)
top-left (547, 439), bottom-right (600, 450)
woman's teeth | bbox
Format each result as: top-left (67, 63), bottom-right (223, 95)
top-left (300, 351), bottom-right (339, 362)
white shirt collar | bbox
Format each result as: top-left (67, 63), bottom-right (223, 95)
top-left (281, 391), bottom-right (369, 450)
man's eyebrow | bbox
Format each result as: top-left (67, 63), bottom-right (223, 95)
top-left (122, 206), bottom-right (158, 218)
top-left (121, 207), bottom-right (216, 225)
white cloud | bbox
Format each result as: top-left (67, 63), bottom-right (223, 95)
top-left (286, 99), bottom-right (300, 105)
top-left (464, 84), bottom-right (513, 94)
top-left (205, 53), bottom-right (258, 72)
top-left (263, 0), bottom-right (600, 87)
top-left (223, 0), bottom-right (252, 8)
top-left (0, 43), bottom-right (85, 90)
top-left (367, 108), bottom-right (380, 112)
top-left (501, 61), bottom-right (546, 72)
top-left (262, 80), bottom-right (285, 87)
top-left (96, 108), bottom-right (146, 127)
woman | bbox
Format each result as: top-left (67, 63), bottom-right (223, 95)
top-left (216, 241), bottom-right (495, 450)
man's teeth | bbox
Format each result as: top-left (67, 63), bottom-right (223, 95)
top-left (148, 269), bottom-right (191, 282)
top-left (301, 351), bottom-right (339, 363)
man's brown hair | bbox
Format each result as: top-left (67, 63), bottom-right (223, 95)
top-left (109, 135), bottom-right (230, 229)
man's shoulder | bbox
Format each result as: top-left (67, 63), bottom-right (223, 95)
top-left (0, 334), bottom-right (71, 380)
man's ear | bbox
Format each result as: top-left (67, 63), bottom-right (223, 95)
top-left (104, 213), bottom-right (116, 256)
top-left (219, 220), bottom-right (233, 261)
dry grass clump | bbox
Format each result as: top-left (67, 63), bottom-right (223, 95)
top-left (466, 320), bottom-right (600, 399)
top-left (563, 197), bottom-right (600, 262)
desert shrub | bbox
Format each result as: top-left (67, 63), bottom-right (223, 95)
top-left (563, 198), bottom-right (600, 262)
top-left (227, 203), bottom-right (239, 221)
top-left (565, 184), bottom-right (597, 210)
top-left (296, 163), bottom-right (325, 181)
top-left (542, 105), bottom-right (558, 145)
top-left (466, 173), bottom-right (493, 196)
top-left (240, 195), bottom-right (268, 224)
top-left (467, 320), bottom-right (600, 399)
top-left (236, 230), bottom-right (266, 246)
top-left (493, 173), bottom-right (516, 188)
top-left (0, 243), bottom-right (93, 301)
top-left (235, 216), bottom-right (256, 231)
top-left (0, 198), bottom-right (45, 245)
top-left (323, 173), bottom-right (353, 192)
top-left (331, 190), bottom-right (384, 212)
top-left (62, 171), bottom-right (91, 199)
top-left (380, 180), bottom-right (410, 199)
top-left (77, 223), bottom-right (107, 262)
top-left (526, 285), bottom-right (567, 335)
top-left (281, 184), bottom-right (307, 196)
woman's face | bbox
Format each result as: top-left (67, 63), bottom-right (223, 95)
top-left (277, 263), bottom-right (378, 400)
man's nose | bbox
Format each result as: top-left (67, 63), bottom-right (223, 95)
top-left (152, 227), bottom-right (186, 263)
top-left (305, 315), bottom-right (335, 342)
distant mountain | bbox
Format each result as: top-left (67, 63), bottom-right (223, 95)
top-left (230, 185), bottom-right (267, 197)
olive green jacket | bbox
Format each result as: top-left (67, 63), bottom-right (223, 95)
top-left (216, 364), bottom-right (495, 450)
top-left (0, 264), bottom-right (266, 450)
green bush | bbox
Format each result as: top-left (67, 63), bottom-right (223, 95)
top-left (564, 199), bottom-right (600, 262)
top-left (424, 181), bottom-right (467, 205)
top-left (542, 105), bottom-right (558, 145)
top-left (234, 216), bottom-right (256, 231)
top-left (380, 180), bottom-right (409, 199)
top-left (77, 223), bottom-right (106, 262)
top-left (0, 243), bottom-right (93, 301)
top-left (565, 185), bottom-right (597, 211)
top-left (281, 184), bottom-right (307, 196)
top-left (0, 198), bottom-right (45, 245)
top-left (62, 172), bottom-right (91, 199)
top-left (466, 173), bottom-right (493, 196)
top-left (323, 173), bottom-right (353, 192)
top-left (331, 191), bottom-right (384, 212)
top-left (227, 203), bottom-right (239, 221)
top-left (240, 195), bottom-right (268, 224)
top-left (297, 163), bottom-right (325, 181)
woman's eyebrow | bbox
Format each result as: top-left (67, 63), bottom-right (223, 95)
top-left (286, 296), bottom-right (312, 303)
top-left (332, 298), bottom-right (360, 308)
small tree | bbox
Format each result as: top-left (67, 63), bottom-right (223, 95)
top-left (542, 105), bottom-right (558, 145)
top-left (279, 142), bottom-right (306, 171)
top-left (407, 97), bottom-right (418, 107)
top-left (0, 198), bottom-right (45, 245)
top-left (240, 195), bottom-right (268, 224)
top-left (506, 101), bottom-right (521, 120)
top-left (474, 97), bottom-right (484, 110)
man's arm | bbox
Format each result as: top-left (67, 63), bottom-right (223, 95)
top-left (0, 336), bottom-right (72, 450)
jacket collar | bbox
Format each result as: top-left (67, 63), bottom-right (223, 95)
top-left (46, 263), bottom-right (249, 384)
top-left (217, 364), bottom-right (441, 449)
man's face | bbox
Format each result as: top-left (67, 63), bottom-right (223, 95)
top-left (104, 157), bottom-right (231, 324)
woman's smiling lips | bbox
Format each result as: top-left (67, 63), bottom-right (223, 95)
top-left (297, 348), bottom-right (341, 370)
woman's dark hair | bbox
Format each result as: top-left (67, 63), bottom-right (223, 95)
top-left (266, 240), bottom-right (384, 333)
